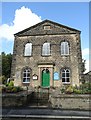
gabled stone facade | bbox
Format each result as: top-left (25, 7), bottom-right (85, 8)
top-left (11, 20), bottom-right (83, 88)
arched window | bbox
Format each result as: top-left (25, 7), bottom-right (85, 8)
top-left (42, 43), bottom-right (50, 56)
top-left (23, 68), bottom-right (31, 83)
top-left (24, 43), bottom-right (32, 56)
top-left (61, 42), bottom-right (69, 55)
top-left (61, 69), bottom-right (70, 83)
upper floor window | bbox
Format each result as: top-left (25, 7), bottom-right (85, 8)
top-left (42, 43), bottom-right (50, 56)
top-left (23, 68), bottom-right (31, 83)
top-left (24, 43), bottom-right (32, 56)
top-left (61, 69), bottom-right (70, 83)
top-left (61, 42), bottom-right (69, 55)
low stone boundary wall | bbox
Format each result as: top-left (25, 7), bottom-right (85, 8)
top-left (2, 91), bottom-right (33, 107)
top-left (49, 94), bottom-right (90, 110)
top-left (2, 90), bottom-right (91, 110)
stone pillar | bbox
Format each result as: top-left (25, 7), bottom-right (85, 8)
top-left (50, 67), bottom-right (53, 87)
top-left (38, 66), bottom-right (41, 86)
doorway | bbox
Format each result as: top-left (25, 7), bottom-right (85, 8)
top-left (41, 69), bottom-right (50, 87)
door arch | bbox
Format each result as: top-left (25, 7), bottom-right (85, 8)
top-left (41, 69), bottom-right (50, 87)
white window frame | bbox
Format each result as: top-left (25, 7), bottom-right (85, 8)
top-left (62, 69), bottom-right (70, 84)
top-left (61, 42), bottom-right (69, 55)
top-left (24, 43), bottom-right (32, 56)
top-left (42, 42), bottom-right (51, 56)
top-left (23, 69), bottom-right (30, 83)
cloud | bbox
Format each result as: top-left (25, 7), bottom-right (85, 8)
top-left (0, 24), bottom-right (14, 40)
top-left (0, 6), bottom-right (42, 41)
top-left (82, 48), bottom-right (89, 57)
top-left (82, 48), bottom-right (90, 73)
top-left (84, 59), bottom-right (89, 73)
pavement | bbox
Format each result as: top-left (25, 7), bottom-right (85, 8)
top-left (1, 106), bottom-right (91, 119)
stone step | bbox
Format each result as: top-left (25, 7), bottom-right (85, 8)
top-left (28, 92), bottom-right (50, 106)
top-left (33, 93), bottom-right (49, 99)
top-left (27, 88), bottom-right (51, 106)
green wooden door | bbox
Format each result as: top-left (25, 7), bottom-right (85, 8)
top-left (42, 69), bottom-right (50, 87)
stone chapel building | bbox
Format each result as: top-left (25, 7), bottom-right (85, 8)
top-left (11, 20), bottom-right (84, 88)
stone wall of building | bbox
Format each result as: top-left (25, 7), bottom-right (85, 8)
top-left (11, 20), bottom-right (83, 87)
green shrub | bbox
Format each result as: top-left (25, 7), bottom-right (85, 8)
top-left (60, 82), bottom-right (91, 94)
top-left (65, 85), bottom-right (74, 94)
top-left (16, 86), bottom-right (23, 92)
top-left (8, 81), bottom-right (14, 87)
top-left (80, 82), bottom-right (91, 94)
top-left (86, 89), bottom-right (91, 94)
top-left (2, 85), bottom-right (24, 93)
top-left (11, 87), bottom-right (17, 93)
top-left (73, 89), bottom-right (82, 94)
top-left (61, 88), bottom-right (65, 93)
top-left (6, 86), bottom-right (13, 93)
top-left (5, 83), bottom-right (9, 87)
top-left (0, 75), bottom-right (7, 84)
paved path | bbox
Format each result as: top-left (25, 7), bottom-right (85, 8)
top-left (2, 107), bottom-right (91, 119)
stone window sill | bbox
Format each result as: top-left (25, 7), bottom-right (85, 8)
top-left (22, 82), bottom-right (30, 83)
top-left (62, 82), bottom-right (70, 84)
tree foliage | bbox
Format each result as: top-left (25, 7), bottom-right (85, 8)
top-left (1, 52), bottom-right (12, 79)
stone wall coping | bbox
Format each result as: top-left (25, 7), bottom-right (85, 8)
top-left (51, 94), bottom-right (90, 98)
top-left (2, 90), bottom-right (33, 97)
